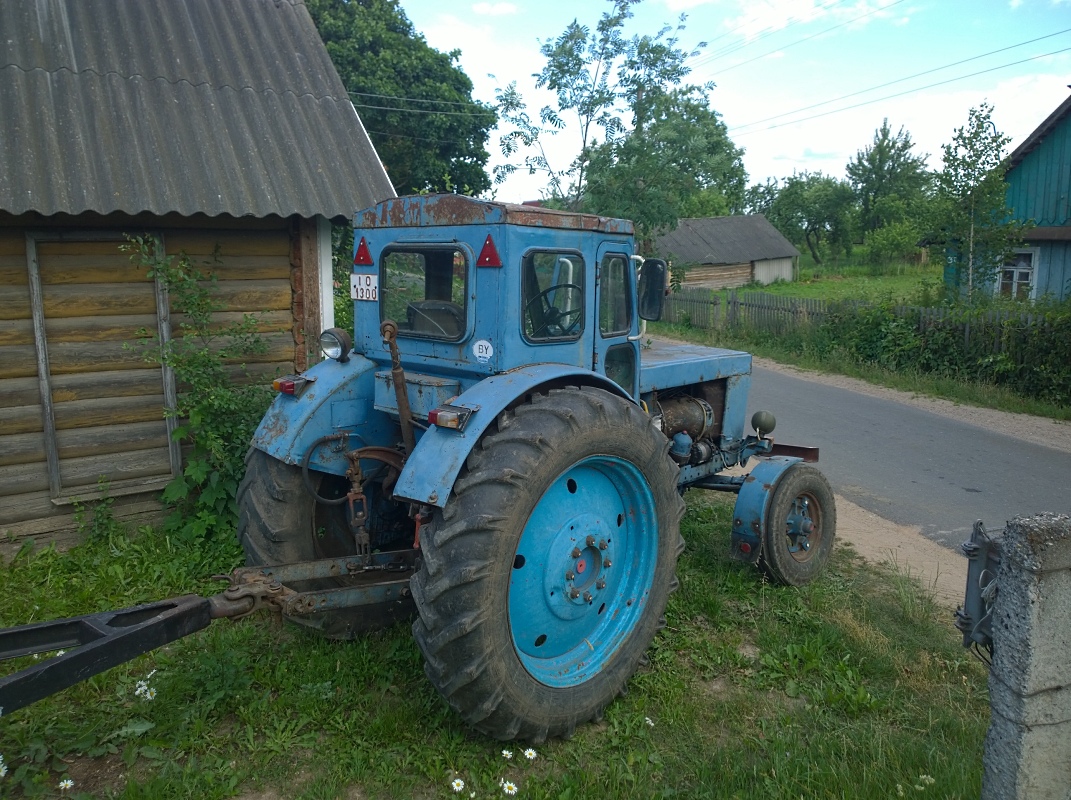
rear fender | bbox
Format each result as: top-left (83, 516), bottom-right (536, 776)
top-left (251, 354), bottom-right (395, 475)
top-left (730, 456), bottom-right (803, 563)
top-left (392, 365), bottom-right (631, 508)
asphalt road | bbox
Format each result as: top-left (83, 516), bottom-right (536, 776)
top-left (745, 363), bottom-right (1071, 551)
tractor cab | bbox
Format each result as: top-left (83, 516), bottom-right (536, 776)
top-left (347, 194), bottom-right (666, 398)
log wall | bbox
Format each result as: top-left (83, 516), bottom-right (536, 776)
top-left (0, 213), bottom-right (311, 554)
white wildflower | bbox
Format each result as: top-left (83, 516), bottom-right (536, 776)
top-left (524, 748), bottom-right (537, 760)
top-left (451, 778), bottom-right (465, 792)
top-left (501, 749), bottom-right (513, 759)
top-left (503, 780), bottom-right (518, 796)
top-left (59, 777), bottom-right (74, 791)
top-left (645, 716), bottom-right (654, 727)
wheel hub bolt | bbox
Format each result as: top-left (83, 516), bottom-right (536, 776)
top-left (571, 547), bottom-right (582, 558)
top-left (603, 558), bottom-right (612, 568)
top-left (583, 592), bottom-right (593, 603)
top-left (565, 570), bottom-right (575, 581)
top-left (596, 579), bottom-right (606, 590)
top-left (599, 539), bottom-right (608, 550)
top-left (586, 535), bottom-right (595, 547)
top-left (569, 588), bottom-right (581, 599)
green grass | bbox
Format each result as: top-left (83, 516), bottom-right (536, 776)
top-left (742, 260), bottom-right (943, 303)
top-left (688, 256), bottom-right (943, 304)
top-left (0, 498), bottom-right (987, 799)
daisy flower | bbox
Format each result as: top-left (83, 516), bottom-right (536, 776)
top-left (501, 749), bottom-right (513, 759)
top-left (523, 748), bottom-right (537, 760)
top-left (451, 778), bottom-right (465, 792)
top-left (59, 777), bottom-right (74, 791)
top-left (502, 780), bottom-right (518, 795)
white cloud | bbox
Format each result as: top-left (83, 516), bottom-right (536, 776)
top-left (472, 2), bottom-right (518, 16)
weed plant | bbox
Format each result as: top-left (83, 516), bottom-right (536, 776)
top-left (0, 494), bottom-right (986, 798)
top-left (123, 236), bottom-right (274, 545)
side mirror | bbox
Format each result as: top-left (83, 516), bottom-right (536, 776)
top-left (637, 258), bottom-right (667, 321)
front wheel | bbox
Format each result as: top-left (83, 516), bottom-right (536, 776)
top-left (759, 463), bottom-right (836, 587)
top-left (411, 387), bottom-right (685, 742)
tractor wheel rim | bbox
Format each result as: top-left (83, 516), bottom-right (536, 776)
top-left (508, 456), bottom-right (658, 688)
top-left (786, 492), bottom-right (821, 562)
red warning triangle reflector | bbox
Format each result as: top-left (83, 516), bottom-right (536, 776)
top-left (476, 234), bottom-right (502, 267)
top-left (353, 236), bottom-right (374, 266)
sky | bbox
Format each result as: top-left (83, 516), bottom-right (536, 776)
top-left (396, 0), bottom-right (1071, 204)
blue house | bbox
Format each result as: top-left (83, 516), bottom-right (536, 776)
top-left (1004, 92), bottom-right (1071, 301)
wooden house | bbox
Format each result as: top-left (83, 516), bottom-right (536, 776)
top-left (0, 0), bottom-right (394, 549)
top-left (654, 215), bottom-right (799, 290)
top-left (1004, 91), bottom-right (1071, 301)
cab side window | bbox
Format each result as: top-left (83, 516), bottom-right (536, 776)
top-left (522, 251), bottom-right (585, 342)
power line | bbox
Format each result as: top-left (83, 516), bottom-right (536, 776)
top-left (687, 0), bottom-right (847, 69)
top-left (730, 45), bottom-right (1071, 138)
top-left (706, 0), bottom-right (909, 77)
top-left (353, 102), bottom-right (494, 117)
top-left (728, 28), bottom-right (1071, 133)
top-left (349, 90), bottom-right (490, 108)
top-left (689, 0), bottom-right (848, 69)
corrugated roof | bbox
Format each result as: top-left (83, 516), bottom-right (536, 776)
top-left (0, 0), bottom-right (395, 220)
top-left (654, 215), bottom-right (799, 265)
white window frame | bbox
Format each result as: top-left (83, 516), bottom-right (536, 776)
top-left (997, 247), bottom-right (1039, 301)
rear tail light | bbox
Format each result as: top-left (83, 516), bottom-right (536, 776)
top-left (272, 374), bottom-right (313, 395)
top-left (428, 404), bottom-right (474, 431)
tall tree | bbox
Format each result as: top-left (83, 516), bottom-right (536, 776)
top-left (306, 0), bottom-right (496, 195)
top-left (933, 102), bottom-right (1026, 301)
top-left (767, 172), bottom-right (855, 265)
top-left (496, 0), bottom-right (713, 209)
top-left (846, 119), bottom-right (930, 235)
top-left (584, 89), bottom-right (746, 245)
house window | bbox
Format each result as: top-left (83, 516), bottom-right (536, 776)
top-left (999, 250), bottom-right (1035, 300)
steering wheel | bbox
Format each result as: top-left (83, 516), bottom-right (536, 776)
top-left (524, 284), bottom-right (583, 338)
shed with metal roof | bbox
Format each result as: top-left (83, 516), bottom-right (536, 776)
top-left (1003, 91), bottom-right (1071, 301)
top-left (653, 215), bottom-right (799, 289)
top-left (0, 0), bottom-right (395, 548)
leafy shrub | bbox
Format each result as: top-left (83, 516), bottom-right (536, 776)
top-left (125, 235), bottom-right (273, 543)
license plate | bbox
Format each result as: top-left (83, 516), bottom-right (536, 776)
top-left (350, 273), bottom-right (378, 301)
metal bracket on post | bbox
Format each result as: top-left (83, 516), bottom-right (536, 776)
top-left (955, 519), bottom-right (1001, 658)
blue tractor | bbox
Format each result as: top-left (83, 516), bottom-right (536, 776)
top-left (237, 194), bottom-right (836, 741)
top-left (0, 194), bottom-right (835, 743)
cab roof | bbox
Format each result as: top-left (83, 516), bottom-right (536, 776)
top-left (355, 194), bottom-right (633, 235)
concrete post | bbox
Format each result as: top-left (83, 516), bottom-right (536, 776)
top-left (983, 513), bottom-right (1071, 800)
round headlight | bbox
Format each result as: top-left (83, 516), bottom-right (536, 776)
top-left (319, 327), bottom-right (353, 362)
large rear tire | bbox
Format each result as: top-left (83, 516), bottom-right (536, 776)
top-left (237, 448), bottom-right (414, 638)
top-left (411, 387), bottom-right (685, 742)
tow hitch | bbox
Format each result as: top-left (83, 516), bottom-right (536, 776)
top-left (0, 550), bottom-right (416, 716)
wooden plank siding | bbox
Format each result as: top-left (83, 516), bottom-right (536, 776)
top-left (683, 263), bottom-right (752, 290)
top-left (0, 215), bottom-right (311, 551)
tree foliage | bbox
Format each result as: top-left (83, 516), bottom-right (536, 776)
top-left (306, 0), bottom-right (496, 195)
top-left (933, 102), bottom-right (1027, 301)
top-left (497, 0), bottom-right (729, 213)
top-left (846, 119), bottom-right (930, 236)
top-left (759, 172), bottom-right (855, 265)
top-left (584, 89), bottom-right (746, 245)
